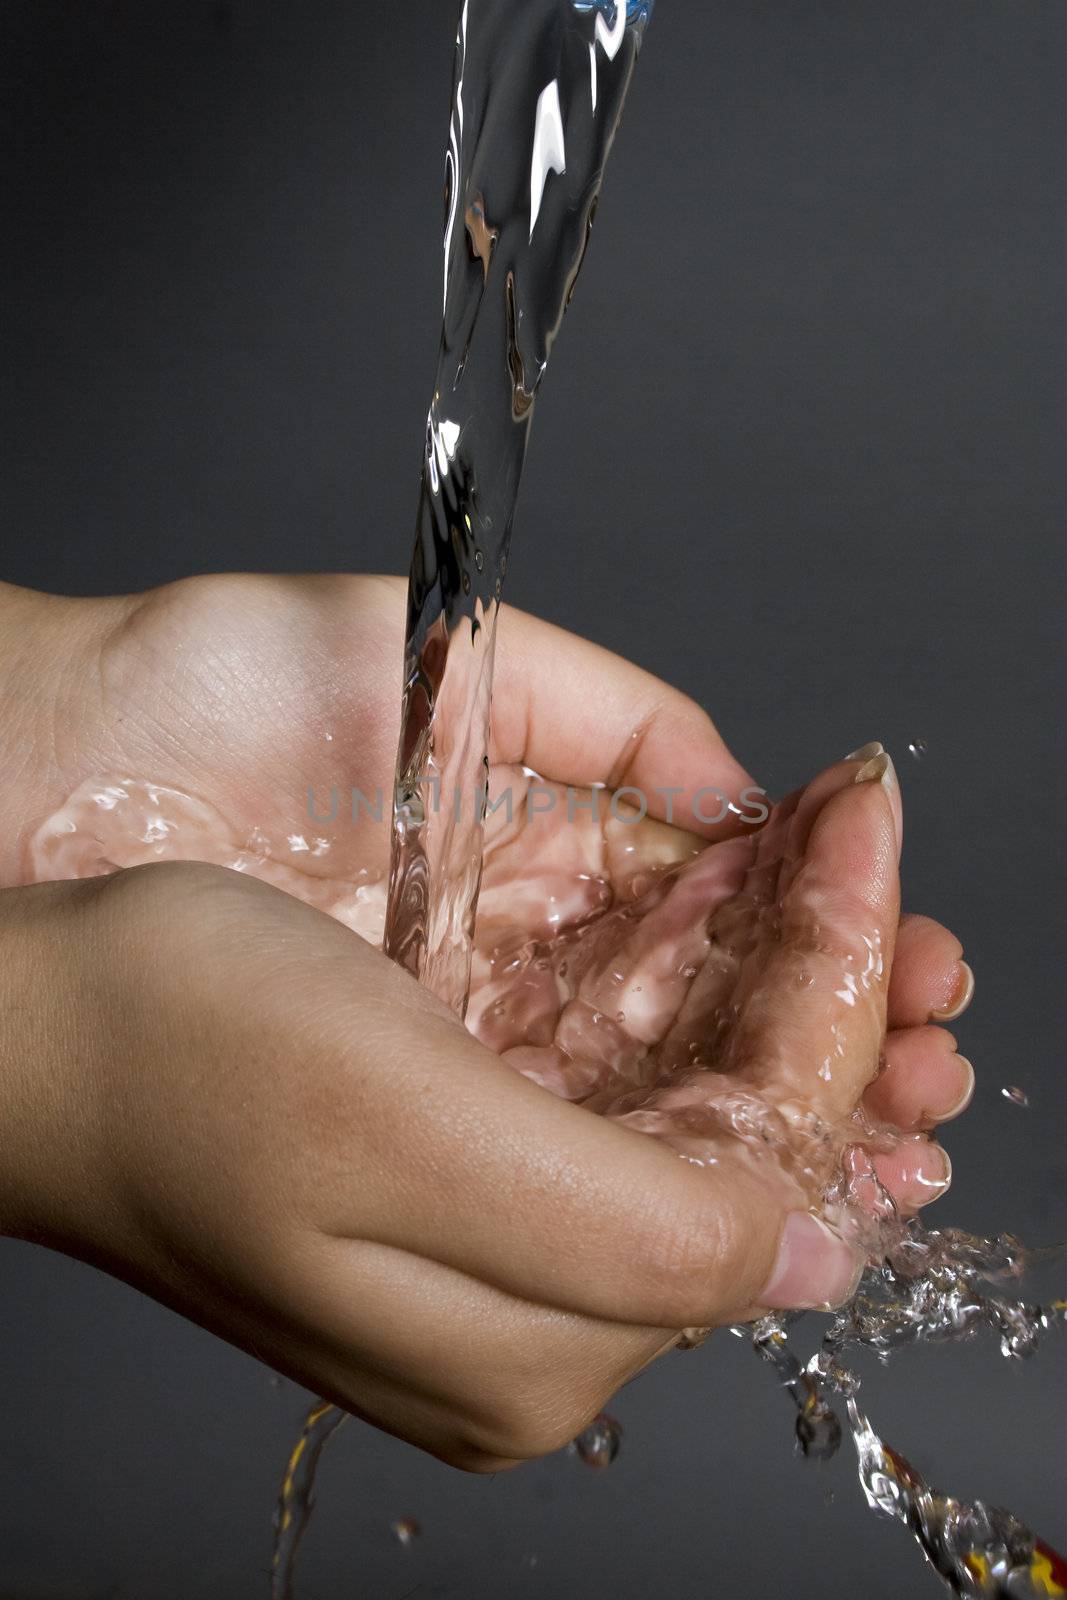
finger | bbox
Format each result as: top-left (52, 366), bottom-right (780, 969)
top-left (565, 837), bottom-right (753, 1049)
top-left (870, 1137), bottom-right (953, 1213)
top-left (470, 810), bottom-right (719, 1056)
top-left (724, 758), bottom-right (901, 1119)
top-left (501, 1043), bottom-right (607, 1102)
top-left (863, 1025), bottom-right (975, 1129)
top-left (491, 604), bottom-right (762, 838)
top-left (778, 747), bottom-right (903, 892)
top-left (888, 913), bottom-right (974, 1027)
top-left (477, 770), bottom-right (705, 935)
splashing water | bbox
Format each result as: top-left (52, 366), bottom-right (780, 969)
top-left (753, 1224), bottom-right (1067, 1594)
top-left (849, 1400), bottom-right (1067, 1597)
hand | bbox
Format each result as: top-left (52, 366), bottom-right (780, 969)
top-left (0, 858), bottom-right (863, 1470)
top-left (0, 575), bottom-right (976, 1467)
top-left (473, 749), bottom-right (959, 1223)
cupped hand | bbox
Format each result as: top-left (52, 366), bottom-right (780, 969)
top-left (0, 860), bottom-right (863, 1469)
top-left (0, 573), bottom-right (977, 1466)
top-left (6, 572), bottom-right (974, 1149)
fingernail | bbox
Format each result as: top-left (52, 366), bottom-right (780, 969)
top-left (930, 1056), bottom-right (975, 1123)
top-left (853, 750), bottom-right (891, 786)
top-left (845, 741), bottom-right (884, 762)
top-left (853, 751), bottom-right (903, 851)
top-left (760, 1212), bottom-right (865, 1311)
top-left (931, 961), bottom-right (975, 1022)
top-left (914, 1143), bottom-right (952, 1203)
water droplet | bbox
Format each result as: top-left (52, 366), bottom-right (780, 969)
top-left (1001, 1085), bottom-right (1030, 1108)
top-left (615, 1010), bottom-right (626, 1024)
top-left (797, 1399), bottom-right (842, 1460)
top-left (391, 1517), bottom-right (420, 1546)
top-left (571, 1413), bottom-right (622, 1469)
top-left (907, 739), bottom-right (928, 761)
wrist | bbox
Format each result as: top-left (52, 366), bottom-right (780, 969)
top-left (0, 882), bottom-right (74, 1239)
top-left (0, 583), bottom-right (134, 886)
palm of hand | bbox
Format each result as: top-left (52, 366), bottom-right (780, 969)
top-left (31, 571), bottom-right (728, 958)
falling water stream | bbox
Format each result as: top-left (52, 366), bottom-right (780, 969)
top-left (382, 0), bottom-right (652, 1016)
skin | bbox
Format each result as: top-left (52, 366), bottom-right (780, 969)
top-left (0, 574), bottom-right (975, 1470)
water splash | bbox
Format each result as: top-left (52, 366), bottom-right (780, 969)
top-left (28, 776), bottom-right (388, 945)
top-left (750, 1224), bottom-right (1067, 1594)
top-left (850, 1402), bottom-right (1067, 1597)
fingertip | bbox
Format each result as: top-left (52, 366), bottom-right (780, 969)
top-left (939, 1056), bottom-right (975, 1122)
top-left (888, 914), bottom-right (967, 1027)
top-left (930, 961), bottom-right (975, 1022)
top-left (799, 760), bottom-right (901, 929)
top-left (851, 751), bottom-right (903, 855)
top-left (864, 1026), bottom-right (974, 1129)
top-left (872, 1139), bottom-right (952, 1212)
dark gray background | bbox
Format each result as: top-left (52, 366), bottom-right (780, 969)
top-left (1, 2), bottom-right (1065, 1596)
